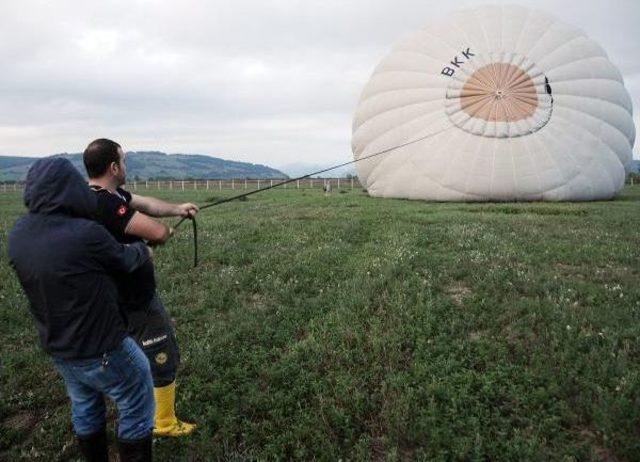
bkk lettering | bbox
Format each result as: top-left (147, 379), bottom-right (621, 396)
top-left (441, 48), bottom-right (475, 76)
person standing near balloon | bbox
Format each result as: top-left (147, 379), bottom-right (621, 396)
top-left (83, 138), bottom-right (199, 437)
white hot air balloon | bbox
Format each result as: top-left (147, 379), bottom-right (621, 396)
top-left (352, 5), bottom-right (635, 201)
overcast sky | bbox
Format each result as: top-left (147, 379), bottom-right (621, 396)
top-left (1, 0), bottom-right (638, 168)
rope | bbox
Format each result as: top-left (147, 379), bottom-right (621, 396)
top-left (186, 215), bottom-right (198, 267)
top-left (172, 125), bottom-right (453, 266)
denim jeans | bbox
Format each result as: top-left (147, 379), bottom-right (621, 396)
top-left (53, 336), bottom-right (155, 440)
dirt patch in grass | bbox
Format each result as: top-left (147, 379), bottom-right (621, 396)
top-left (555, 263), bottom-right (635, 282)
top-left (1, 409), bottom-right (40, 446)
top-left (554, 262), bottom-right (583, 272)
top-left (468, 331), bottom-right (484, 342)
top-left (247, 292), bottom-right (273, 312)
top-left (445, 281), bottom-right (472, 306)
top-left (593, 446), bottom-right (621, 462)
top-left (2, 410), bottom-right (39, 434)
top-left (575, 427), bottom-right (620, 462)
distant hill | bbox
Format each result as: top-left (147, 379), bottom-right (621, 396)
top-left (277, 162), bottom-right (357, 179)
top-left (0, 151), bottom-right (287, 181)
top-left (630, 159), bottom-right (640, 173)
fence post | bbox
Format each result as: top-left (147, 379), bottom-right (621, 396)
top-left (297, 179), bottom-right (300, 189)
top-left (134, 181), bottom-right (137, 190)
top-left (219, 180), bottom-right (222, 190)
top-left (181, 180), bottom-right (185, 191)
top-left (244, 179), bottom-right (247, 190)
top-left (351, 178), bottom-right (354, 189)
top-left (270, 180), bottom-right (273, 187)
top-left (257, 180), bottom-right (260, 189)
top-left (231, 179), bottom-right (234, 190)
top-left (206, 180), bottom-right (209, 190)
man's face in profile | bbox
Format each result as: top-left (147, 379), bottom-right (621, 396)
top-left (115, 147), bottom-right (127, 186)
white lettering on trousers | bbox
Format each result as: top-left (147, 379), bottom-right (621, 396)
top-left (142, 334), bottom-right (168, 347)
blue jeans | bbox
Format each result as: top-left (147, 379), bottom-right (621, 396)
top-left (53, 336), bottom-right (155, 440)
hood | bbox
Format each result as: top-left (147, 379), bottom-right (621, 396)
top-left (24, 157), bottom-right (97, 218)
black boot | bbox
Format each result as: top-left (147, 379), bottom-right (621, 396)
top-left (77, 427), bottom-right (108, 462)
top-left (118, 435), bottom-right (152, 462)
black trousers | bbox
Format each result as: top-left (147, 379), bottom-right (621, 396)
top-left (126, 295), bottom-right (180, 387)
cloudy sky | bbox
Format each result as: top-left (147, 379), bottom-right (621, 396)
top-left (1, 0), bottom-right (638, 168)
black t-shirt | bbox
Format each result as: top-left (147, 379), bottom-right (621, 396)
top-left (90, 186), bottom-right (156, 313)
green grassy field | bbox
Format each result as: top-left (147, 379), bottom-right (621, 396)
top-left (1, 186), bottom-right (639, 461)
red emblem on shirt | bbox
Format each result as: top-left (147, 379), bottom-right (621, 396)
top-left (117, 205), bottom-right (127, 216)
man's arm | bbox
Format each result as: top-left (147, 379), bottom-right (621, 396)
top-left (130, 194), bottom-right (199, 218)
top-left (125, 212), bottom-right (171, 245)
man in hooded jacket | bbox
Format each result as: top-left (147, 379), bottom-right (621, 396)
top-left (8, 158), bottom-right (155, 462)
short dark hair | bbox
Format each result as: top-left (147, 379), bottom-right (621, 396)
top-left (83, 138), bottom-right (122, 178)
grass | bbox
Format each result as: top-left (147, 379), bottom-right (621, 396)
top-left (1, 185), bottom-right (639, 461)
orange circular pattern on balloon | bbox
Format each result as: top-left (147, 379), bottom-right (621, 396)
top-left (459, 63), bottom-right (538, 122)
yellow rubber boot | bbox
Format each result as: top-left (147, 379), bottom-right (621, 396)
top-left (153, 381), bottom-right (197, 437)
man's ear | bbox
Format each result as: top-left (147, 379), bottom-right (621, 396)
top-left (109, 161), bottom-right (118, 175)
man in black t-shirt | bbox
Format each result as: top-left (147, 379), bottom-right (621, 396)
top-left (83, 138), bottom-right (198, 437)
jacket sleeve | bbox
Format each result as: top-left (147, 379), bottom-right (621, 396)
top-left (87, 223), bottom-right (150, 273)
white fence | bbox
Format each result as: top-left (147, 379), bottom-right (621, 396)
top-left (0, 177), bottom-right (362, 193)
top-left (4, 176), bottom-right (638, 193)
